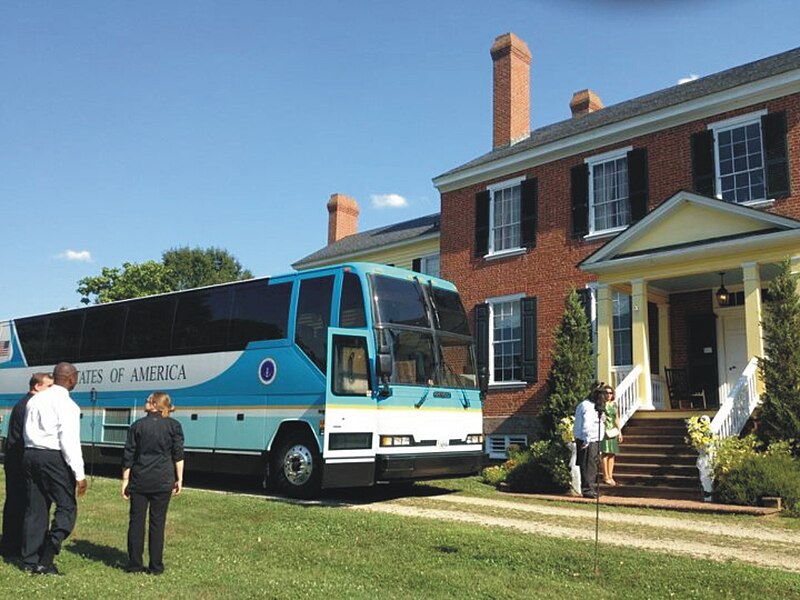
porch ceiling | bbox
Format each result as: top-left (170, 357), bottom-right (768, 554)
top-left (650, 263), bottom-right (782, 293)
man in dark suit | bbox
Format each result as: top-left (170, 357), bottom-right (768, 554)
top-left (0, 372), bottom-right (53, 558)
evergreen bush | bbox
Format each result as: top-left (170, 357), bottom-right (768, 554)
top-left (541, 289), bottom-right (594, 438)
top-left (503, 440), bottom-right (571, 493)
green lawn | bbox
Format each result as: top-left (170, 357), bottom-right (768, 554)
top-left (2, 472), bottom-right (799, 599)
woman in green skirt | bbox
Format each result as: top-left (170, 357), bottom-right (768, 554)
top-left (600, 385), bottom-right (623, 486)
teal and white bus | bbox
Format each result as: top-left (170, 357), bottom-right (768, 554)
top-left (0, 263), bottom-right (484, 497)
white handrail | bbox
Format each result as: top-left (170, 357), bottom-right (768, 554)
top-left (710, 357), bottom-right (760, 439)
top-left (615, 364), bottom-right (642, 429)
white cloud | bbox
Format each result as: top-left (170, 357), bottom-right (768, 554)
top-left (370, 193), bottom-right (408, 209)
top-left (58, 249), bottom-right (93, 262)
top-left (678, 74), bottom-right (699, 85)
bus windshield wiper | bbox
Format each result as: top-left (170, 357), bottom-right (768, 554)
top-left (443, 359), bottom-right (470, 409)
top-left (414, 386), bottom-right (431, 409)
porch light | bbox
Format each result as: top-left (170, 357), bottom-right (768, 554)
top-left (716, 272), bottom-right (730, 307)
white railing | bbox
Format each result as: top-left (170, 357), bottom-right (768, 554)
top-left (695, 357), bottom-right (760, 498)
top-left (611, 365), bottom-right (633, 388)
top-left (710, 357), bottom-right (760, 439)
top-left (615, 364), bottom-right (642, 428)
top-left (651, 374), bottom-right (666, 411)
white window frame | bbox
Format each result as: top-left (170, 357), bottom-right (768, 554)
top-left (487, 434), bottom-right (529, 460)
top-left (585, 146), bottom-right (632, 236)
top-left (612, 291), bottom-right (632, 368)
top-left (708, 110), bottom-right (769, 207)
top-left (418, 253), bottom-right (440, 278)
top-left (485, 176), bottom-right (525, 257)
top-left (486, 293), bottom-right (526, 388)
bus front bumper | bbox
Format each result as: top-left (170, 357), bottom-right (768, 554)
top-left (375, 450), bottom-right (486, 481)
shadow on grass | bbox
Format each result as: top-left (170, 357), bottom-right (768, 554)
top-left (67, 539), bottom-right (127, 569)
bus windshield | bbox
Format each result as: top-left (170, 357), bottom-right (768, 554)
top-left (370, 275), bottom-right (477, 389)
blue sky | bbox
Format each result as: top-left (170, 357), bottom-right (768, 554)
top-left (1, 0), bottom-right (798, 319)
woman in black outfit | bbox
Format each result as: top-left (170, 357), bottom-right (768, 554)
top-left (121, 392), bottom-right (184, 574)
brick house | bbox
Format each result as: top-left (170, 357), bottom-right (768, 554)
top-left (432, 33), bottom-right (800, 455)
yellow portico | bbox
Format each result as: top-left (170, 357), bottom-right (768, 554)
top-left (581, 190), bottom-right (800, 412)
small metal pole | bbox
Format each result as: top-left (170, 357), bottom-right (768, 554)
top-left (90, 387), bottom-right (97, 481)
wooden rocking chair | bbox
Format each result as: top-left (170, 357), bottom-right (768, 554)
top-left (664, 367), bottom-right (707, 409)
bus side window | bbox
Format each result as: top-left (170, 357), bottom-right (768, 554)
top-left (41, 311), bottom-right (84, 365)
top-left (81, 304), bottom-right (126, 361)
top-left (229, 280), bottom-right (292, 345)
top-left (172, 287), bottom-right (233, 352)
top-left (331, 335), bottom-right (371, 396)
top-left (295, 276), bottom-right (334, 373)
top-left (122, 297), bottom-right (176, 357)
top-left (339, 272), bottom-right (366, 328)
top-left (15, 316), bottom-right (48, 366)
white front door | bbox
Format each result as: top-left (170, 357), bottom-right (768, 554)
top-left (717, 311), bottom-right (748, 401)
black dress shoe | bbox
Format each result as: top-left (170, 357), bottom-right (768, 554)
top-left (125, 565), bottom-right (146, 573)
top-left (32, 564), bottom-right (61, 576)
top-left (582, 492), bottom-right (598, 499)
top-left (147, 568), bottom-right (164, 576)
top-left (21, 563), bottom-right (37, 573)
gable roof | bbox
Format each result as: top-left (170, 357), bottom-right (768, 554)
top-left (293, 213), bottom-right (440, 269)
top-left (580, 191), bottom-right (800, 274)
top-left (434, 46), bottom-right (800, 190)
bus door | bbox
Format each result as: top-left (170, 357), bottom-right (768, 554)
top-left (322, 327), bottom-right (377, 489)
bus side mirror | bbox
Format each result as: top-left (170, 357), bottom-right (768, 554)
top-left (478, 366), bottom-right (489, 395)
top-left (378, 350), bottom-right (393, 380)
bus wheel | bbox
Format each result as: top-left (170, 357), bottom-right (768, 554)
top-left (272, 435), bottom-right (322, 499)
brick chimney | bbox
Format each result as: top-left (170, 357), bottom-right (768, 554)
top-left (490, 32), bottom-right (531, 149)
top-left (569, 89), bottom-right (603, 117)
top-left (327, 193), bottom-right (359, 245)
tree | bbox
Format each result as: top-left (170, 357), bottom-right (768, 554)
top-left (540, 288), bottom-right (594, 438)
top-left (757, 258), bottom-right (800, 454)
top-left (162, 246), bottom-right (253, 290)
top-left (77, 247), bottom-right (253, 304)
top-left (78, 261), bottom-right (172, 304)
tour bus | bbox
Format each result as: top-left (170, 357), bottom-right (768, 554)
top-left (0, 263), bottom-right (484, 497)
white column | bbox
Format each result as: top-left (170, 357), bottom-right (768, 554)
top-left (631, 279), bottom-right (653, 409)
top-left (658, 301), bottom-right (671, 410)
top-left (596, 284), bottom-right (613, 388)
top-left (741, 262), bottom-right (763, 363)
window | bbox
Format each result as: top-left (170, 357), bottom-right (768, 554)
top-left (172, 287), bottom-right (233, 352)
top-left (474, 178), bottom-right (537, 257)
top-left (418, 254), bottom-right (440, 278)
top-left (571, 148), bottom-right (647, 238)
top-left (370, 276), bottom-right (430, 328)
top-left (295, 276), bottom-right (335, 372)
top-left (229, 280), bottom-right (292, 345)
top-left (587, 148), bottom-right (631, 234)
top-left (331, 334), bottom-right (371, 396)
top-left (612, 292), bottom-right (632, 366)
top-left (711, 115), bottom-right (766, 204)
top-left (339, 272), bottom-right (366, 328)
top-left (41, 312), bottom-right (83, 365)
top-left (490, 298), bottom-right (522, 383)
top-left (80, 304), bottom-right (126, 361)
top-left (121, 297), bottom-right (176, 357)
top-left (694, 111), bottom-right (790, 202)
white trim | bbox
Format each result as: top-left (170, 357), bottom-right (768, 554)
top-left (486, 175), bottom-right (526, 193)
top-left (485, 295), bottom-right (524, 386)
top-left (583, 227), bottom-right (626, 242)
top-left (484, 247), bottom-right (526, 261)
top-left (488, 381), bottom-right (527, 390)
top-left (295, 232), bottom-right (440, 269)
top-left (707, 109), bottom-right (767, 131)
top-left (584, 145), bottom-right (633, 166)
top-left (433, 69), bottom-right (800, 193)
top-left (486, 292), bottom-right (526, 304)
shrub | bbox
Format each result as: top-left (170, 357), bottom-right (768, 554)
top-left (685, 415), bottom-right (716, 451)
top-left (504, 440), bottom-right (571, 494)
top-left (480, 464), bottom-right (508, 487)
top-left (713, 438), bottom-right (800, 516)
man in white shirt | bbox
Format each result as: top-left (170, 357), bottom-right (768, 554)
top-left (573, 386), bottom-right (605, 499)
top-left (21, 362), bottom-right (88, 575)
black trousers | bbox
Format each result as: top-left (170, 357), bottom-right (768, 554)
top-left (21, 449), bottom-right (77, 568)
top-left (576, 439), bottom-right (600, 497)
top-left (127, 490), bottom-right (172, 573)
top-left (1, 459), bottom-right (25, 556)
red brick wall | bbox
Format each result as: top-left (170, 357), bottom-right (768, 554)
top-left (669, 291), bottom-right (713, 370)
top-left (441, 93), bottom-right (800, 422)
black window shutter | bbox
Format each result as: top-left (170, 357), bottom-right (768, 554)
top-left (627, 148), bottom-right (649, 223)
top-left (571, 164), bottom-right (589, 237)
top-left (474, 304), bottom-right (490, 378)
top-left (412, 258), bottom-right (421, 272)
top-left (762, 111), bottom-right (791, 199)
top-left (474, 191), bottom-right (490, 257)
top-left (520, 178), bottom-right (538, 249)
top-left (691, 130), bottom-right (716, 197)
top-left (576, 288), bottom-right (593, 327)
top-left (521, 297), bottom-right (538, 383)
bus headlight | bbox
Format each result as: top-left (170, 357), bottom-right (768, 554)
top-left (466, 434), bottom-right (484, 445)
top-left (380, 435), bottom-right (412, 447)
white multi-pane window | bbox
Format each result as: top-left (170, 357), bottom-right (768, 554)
top-left (711, 113), bottom-right (766, 204)
top-left (612, 292), bottom-right (632, 367)
top-left (419, 254), bottom-right (440, 278)
top-left (488, 296), bottom-right (522, 383)
top-left (588, 148), bottom-right (631, 234)
top-left (488, 178), bottom-right (522, 253)
top-left (488, 434), bottom-right (529, 460)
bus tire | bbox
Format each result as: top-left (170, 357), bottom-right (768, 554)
top-left (271, 433), bottom-right (322, 499)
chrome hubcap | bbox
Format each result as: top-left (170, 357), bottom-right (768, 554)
top-left (283, 444), bottom-right (313, 486)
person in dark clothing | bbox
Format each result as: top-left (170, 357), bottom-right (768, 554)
top-left (0, 373), bottom-right (53, 558)
top-left (121, 392), bottom-right (184, 575)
